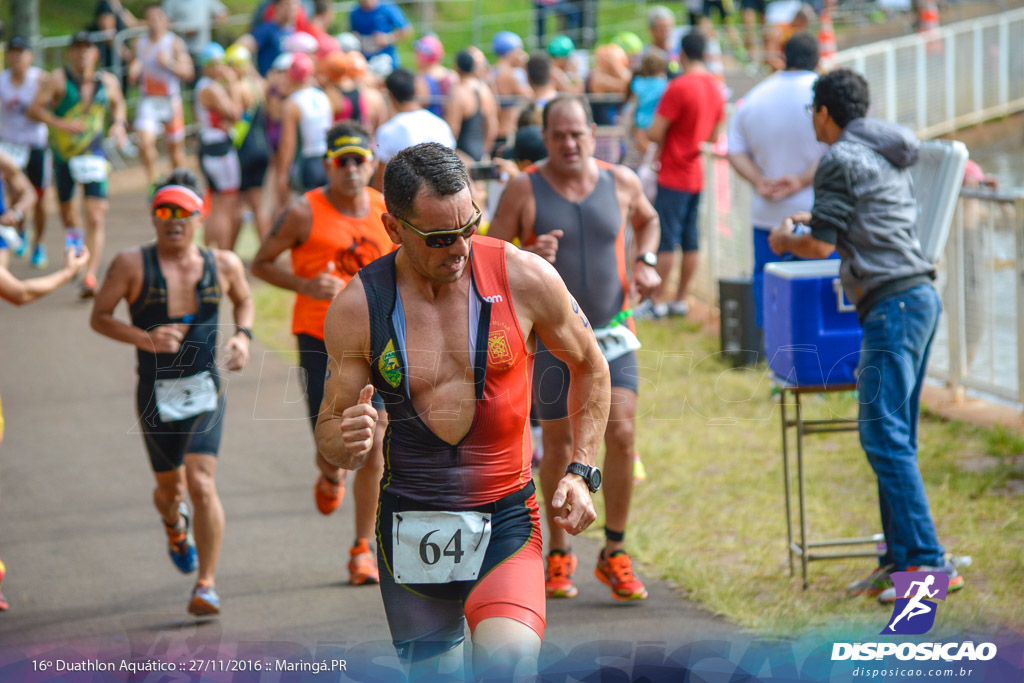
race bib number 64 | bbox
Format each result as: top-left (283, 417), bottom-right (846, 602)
top-left (392, 510), bottom-right (491, 584)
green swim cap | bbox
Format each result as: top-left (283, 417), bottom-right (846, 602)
top-left (547, 35), bottom-right (575, 58)
top-left (612, 31), bottom-right (643, 55)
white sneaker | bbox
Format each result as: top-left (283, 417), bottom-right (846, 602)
top-left (634, 300), bottom-right (668, 320)
top-left (667, 301), bottom-right (690, 317)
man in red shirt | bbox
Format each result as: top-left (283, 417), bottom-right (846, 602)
top-left (641, 31), bottom-right (725, 318)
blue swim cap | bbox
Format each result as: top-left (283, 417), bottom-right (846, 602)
top-left (492, 31), bottom-right (523, 57)
top-left (198, 42), bottom-right (225, 66)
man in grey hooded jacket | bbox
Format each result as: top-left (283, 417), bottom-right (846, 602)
top-left (768, 68), bottom-right (965, 604)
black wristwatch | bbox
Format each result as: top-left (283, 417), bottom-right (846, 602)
top-left (235, 325), bottom-right (253, 340)
top-left (565, 463), bottom-right (602, 493)
top-left (636, 251), bottom-right (658, 268)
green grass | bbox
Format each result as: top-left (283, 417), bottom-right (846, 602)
top-left (246, 287), bottom-right (1024, 636)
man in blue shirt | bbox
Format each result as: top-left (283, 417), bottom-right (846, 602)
top-left (350, 0), bottom-right (411, 67)
top-left (248, 0), bottom-right (299, 75)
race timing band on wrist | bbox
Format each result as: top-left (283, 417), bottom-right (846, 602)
top-left (235, 326), bottom-right (253, 340)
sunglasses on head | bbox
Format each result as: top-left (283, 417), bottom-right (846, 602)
top-left (393, 201), bottom-right (483, 248)
top-left (153, 205), bottom-right (200, 220)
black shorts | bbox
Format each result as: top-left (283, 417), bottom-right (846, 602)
top-left (54, 156), bottom-right (108, 203)
top-left (297, 333), bottom-right (383, 430)
top-left (239, 156), bottom-right (269, 192)
top-left (25, 147), bottom-right (52, 191)
top-left (532, 339), bottom-right (639, 421)
top-left (376, 482), bottom-right (545, 663)
top-left (136, 381), bottom-right (225, 473)
top-left (292, 155), bottom-right (327, 194)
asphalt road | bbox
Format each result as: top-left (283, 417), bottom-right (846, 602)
top-left (0, 183), bottom-right (737, 680)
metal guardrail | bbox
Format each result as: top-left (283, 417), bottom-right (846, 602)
top-left (834, 6), bottom-right (1024, 139)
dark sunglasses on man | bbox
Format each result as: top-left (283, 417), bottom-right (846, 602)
top-left (392, 200), bottom-right (483, 248)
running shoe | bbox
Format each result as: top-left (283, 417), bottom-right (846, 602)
top-left (845, 563), bottom-right (894, 596)
top-left (667, 300), bottom-right (690, 317)
top-left (545, 550), bottom-right (579, 598)
top-left (595, 549), bottom-right (648, 601)
top-left (188, 581), bottom-right (220, 616)
top-left (14, 235), bottom-right (28, 260)
top-left (165, 502), bottom-right (198, 574)
top-left (78, 273), bottom-right (97, 299)
top-left (30, 244), bottom-right (48, 269)
top-left (348, 538), bottom-right (380, 585)
top-left (0, 555), bottom-right (8, 611)
top-left (314, 473), bottom-right (345, 515)
top-left (877, 560), bottom-right (965, 604)
top-left (633, 300), bottom-right (667, 320)
top-left (633, 452), bottom-right (647, 482)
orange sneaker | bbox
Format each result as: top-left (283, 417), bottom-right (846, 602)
top-left (545, 550), bottom-right (579, 598)
top-left (314, 474), bottom-right (345, 515)
top-left (78, 273), bottom-right (97, 300)
top-left (348, 539), bottom-right (379, 585)
top-left (595, 549), bottom-right (648, 601)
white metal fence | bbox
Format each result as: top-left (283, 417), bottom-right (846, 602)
top-left (834, 6), bottom-right (1024, 139)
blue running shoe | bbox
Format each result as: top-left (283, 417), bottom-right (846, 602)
top-left (188, 582), bottom-right (220, 616)
top-left (14, 234), bottom-right (28, 259)
top-left (30, 244), bottom-right (48, 269)
top-left (165, 502), bottom-right (198, 574)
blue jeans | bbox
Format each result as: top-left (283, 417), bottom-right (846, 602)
top-left (857, 284), bottom-right (944, 570)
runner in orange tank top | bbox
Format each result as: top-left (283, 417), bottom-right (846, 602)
top-left (314, 142), bottom-right (611, 680)
top-left (252, 122), bottom-right (394, 586)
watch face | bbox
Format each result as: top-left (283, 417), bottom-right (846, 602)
top-left (639, 252), bottom-right (657, 268)
top-left (590, 468), bottom-right (602, 491)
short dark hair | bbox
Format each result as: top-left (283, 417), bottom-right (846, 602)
top-left (542, 94), bottom-right (594, 130)
top-left (143, 2), bottom-right (164, 16)
top-left (680, 30), bottom-right (705, 61)
top-left (385, 67), bottom-right (416, 104)
top-left (526, 53), bottom-right (551, 87)
top-left (155, 168), bottom-right (203, 195)
top-left (383, 143), bottom-right (470, 220)
top-left (784, 32), bottom-right (819, 71)
top-left (454, 49), bottom-right (475, 75)
top-left (325, 119), bottom-right (371, 147)
top-left (812, 68), bottom-right (869, 129)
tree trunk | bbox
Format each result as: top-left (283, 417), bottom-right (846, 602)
top-left (10, 0), bottom-right (40, 42)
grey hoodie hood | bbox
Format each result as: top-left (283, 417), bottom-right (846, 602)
top-left (840, 118), bottom-right (919, 169)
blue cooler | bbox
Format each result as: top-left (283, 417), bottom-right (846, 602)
top-left (763, 260), bottom-right (862, 387)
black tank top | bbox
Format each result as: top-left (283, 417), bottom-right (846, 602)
top-left (527, 163), bottom-right (628, 328)
top-left (129, 244), bottom-right (221, 384)
top-left (455, 89), bottom-right (485, 162)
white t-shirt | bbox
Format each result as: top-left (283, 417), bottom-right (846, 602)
top-left (727, 70), bottom-right (827, 229)
top-left (375, 109), bottom-right (456, 163)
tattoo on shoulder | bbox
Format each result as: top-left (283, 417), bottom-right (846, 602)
top-left (270, 208), bottom-right (288, 238)
top-left (570, 296), bottom-right (590, 329)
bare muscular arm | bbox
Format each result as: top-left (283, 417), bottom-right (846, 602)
top-left (314, 277), bottom-right (378, 470)
top-left (507, 244), bottom-right (610, 534)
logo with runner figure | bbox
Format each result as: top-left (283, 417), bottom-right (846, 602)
top-left (882, 571), bottom-right (950, 635)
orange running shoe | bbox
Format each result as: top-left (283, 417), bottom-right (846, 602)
top-left (188, 580), bottom-right (220, 616)
top-left (545, 550), bottom-right (579, 598)
top-left (314, 474), bottom-right (345, 515)
top-left (79, 274), bottom-right (97, 299)
top-left (595, 549), bottom-right (648, 601)
top-left (348, 538), bottom-right (380, 585)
